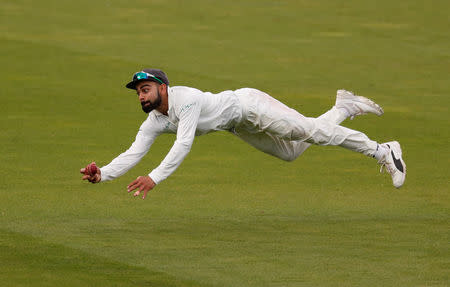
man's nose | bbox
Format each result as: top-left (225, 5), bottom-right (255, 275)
top-left (138, 93), bottom-right (145, 102)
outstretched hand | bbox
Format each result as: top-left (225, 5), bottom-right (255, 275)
top-left (127, 176), bottom-right (156, 199)
top-left (80, 162), bottom-right (101, 183)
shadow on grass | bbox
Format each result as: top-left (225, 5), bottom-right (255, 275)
top-left (0, 229), bottom-right (208, 287)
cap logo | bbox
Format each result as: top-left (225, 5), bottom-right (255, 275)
top-left (133, 72), bottom-right (163, 84)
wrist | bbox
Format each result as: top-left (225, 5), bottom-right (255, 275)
top-left (148, 171), bottom-right (160, 185)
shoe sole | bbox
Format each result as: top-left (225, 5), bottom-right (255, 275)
top-left (337, 90), bottom-right (384, 116)
top-left (388, 141), bottom-right (406, 188)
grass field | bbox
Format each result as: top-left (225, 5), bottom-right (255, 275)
top-left (1, 0), bottom-right (449, 286)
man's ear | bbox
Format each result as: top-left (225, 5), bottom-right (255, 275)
top-left (159, 83), bottom-right (167, 94)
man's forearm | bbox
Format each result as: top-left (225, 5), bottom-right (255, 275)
top-left (100, 132), bottom-right (157, 182)
top-left (148, 139), bottom-right (193, 184)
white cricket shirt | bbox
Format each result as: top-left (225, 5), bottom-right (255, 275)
top-left (100, 86), bottom-right (243, 184)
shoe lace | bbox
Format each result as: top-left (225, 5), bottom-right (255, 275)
top-left (378, 157), bottom-right (394, 174)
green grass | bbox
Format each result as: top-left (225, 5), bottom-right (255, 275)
top-left (1, 0), bottom-right (449, 286)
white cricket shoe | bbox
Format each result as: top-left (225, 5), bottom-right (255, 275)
top-left (336, 89), bottom-right (384, 119)
top-left (378, 141), bottom-right (406, 188)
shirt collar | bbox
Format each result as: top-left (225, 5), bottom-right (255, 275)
top-left (152, 109), bottom-right (163, 116)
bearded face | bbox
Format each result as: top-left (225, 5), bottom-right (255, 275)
top-left (141, 88), bottom-right (162, 113)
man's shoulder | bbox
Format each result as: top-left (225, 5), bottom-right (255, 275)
top-left (168, 86), bottom-right (204, 109)
top-left (169, 86), bottom-right (204, 97)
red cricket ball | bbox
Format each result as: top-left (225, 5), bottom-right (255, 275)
top-left (86, 163), bottom-right (98, 176)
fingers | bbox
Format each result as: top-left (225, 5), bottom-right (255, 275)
top-left (82, 173), bottom-right (100, 183)
top-left (133, 185), bottom-right (149, 199)
top-left (81, 163), bottom-right (101, 184)
top-left (142, 189), bottom-right (149, 200)
top-left (133, 184), bottom-right (146, 197)
top-left (127, 176), bottom-right (154, 199)
top-left (82, 174), bottom-right (96, 182)
top-left (89, 174), bottom-right (100, 183)
top-left (127, 179), bottom-right (140, 193)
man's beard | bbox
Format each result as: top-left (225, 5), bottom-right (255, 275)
top-left (141, 90), bottom-right (162, 113)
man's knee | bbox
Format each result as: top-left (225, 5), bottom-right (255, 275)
top-left (269, 140), bottom-right (303, 162)
top-left (275, 117), bottom-right (315, 142)
top-left (262, 149), bottom-right (297, 162)
top-left (279, 153), bottom-right (297, 162)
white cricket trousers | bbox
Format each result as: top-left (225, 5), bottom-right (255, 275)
top-left (233, 88), bottom-right (378, 161)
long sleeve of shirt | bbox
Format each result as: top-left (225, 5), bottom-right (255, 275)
top-left (100, 117), bottom-right (164, 182)
top-left (148, 94), bottom-right (202, 184)
top-left (98, 85), bottom-right (242, 184)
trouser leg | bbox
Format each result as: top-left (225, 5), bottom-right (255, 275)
top-left (302, 117), bottom-right (378, 156)
top-left (231, 129), bottom-right (309, 162)
top-left (282, 106), bottom-right (350, 158)
top-left (234, 88), bottom-right (378, 159)
top-left (233, 100), bottom-right (349, 161)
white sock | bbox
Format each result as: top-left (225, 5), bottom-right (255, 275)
top-left (373, 143), bottom-right (388, 161)
top-left (336, 106), bottom-right (352, 119)
top-left (317, 106), bottom-right (348, 124)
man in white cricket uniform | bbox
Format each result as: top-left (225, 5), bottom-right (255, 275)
top-left (81, 69), bottom-right (406, 199)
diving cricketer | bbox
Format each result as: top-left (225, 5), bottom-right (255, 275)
top-left (80, 69), bottom-right (406, 199)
